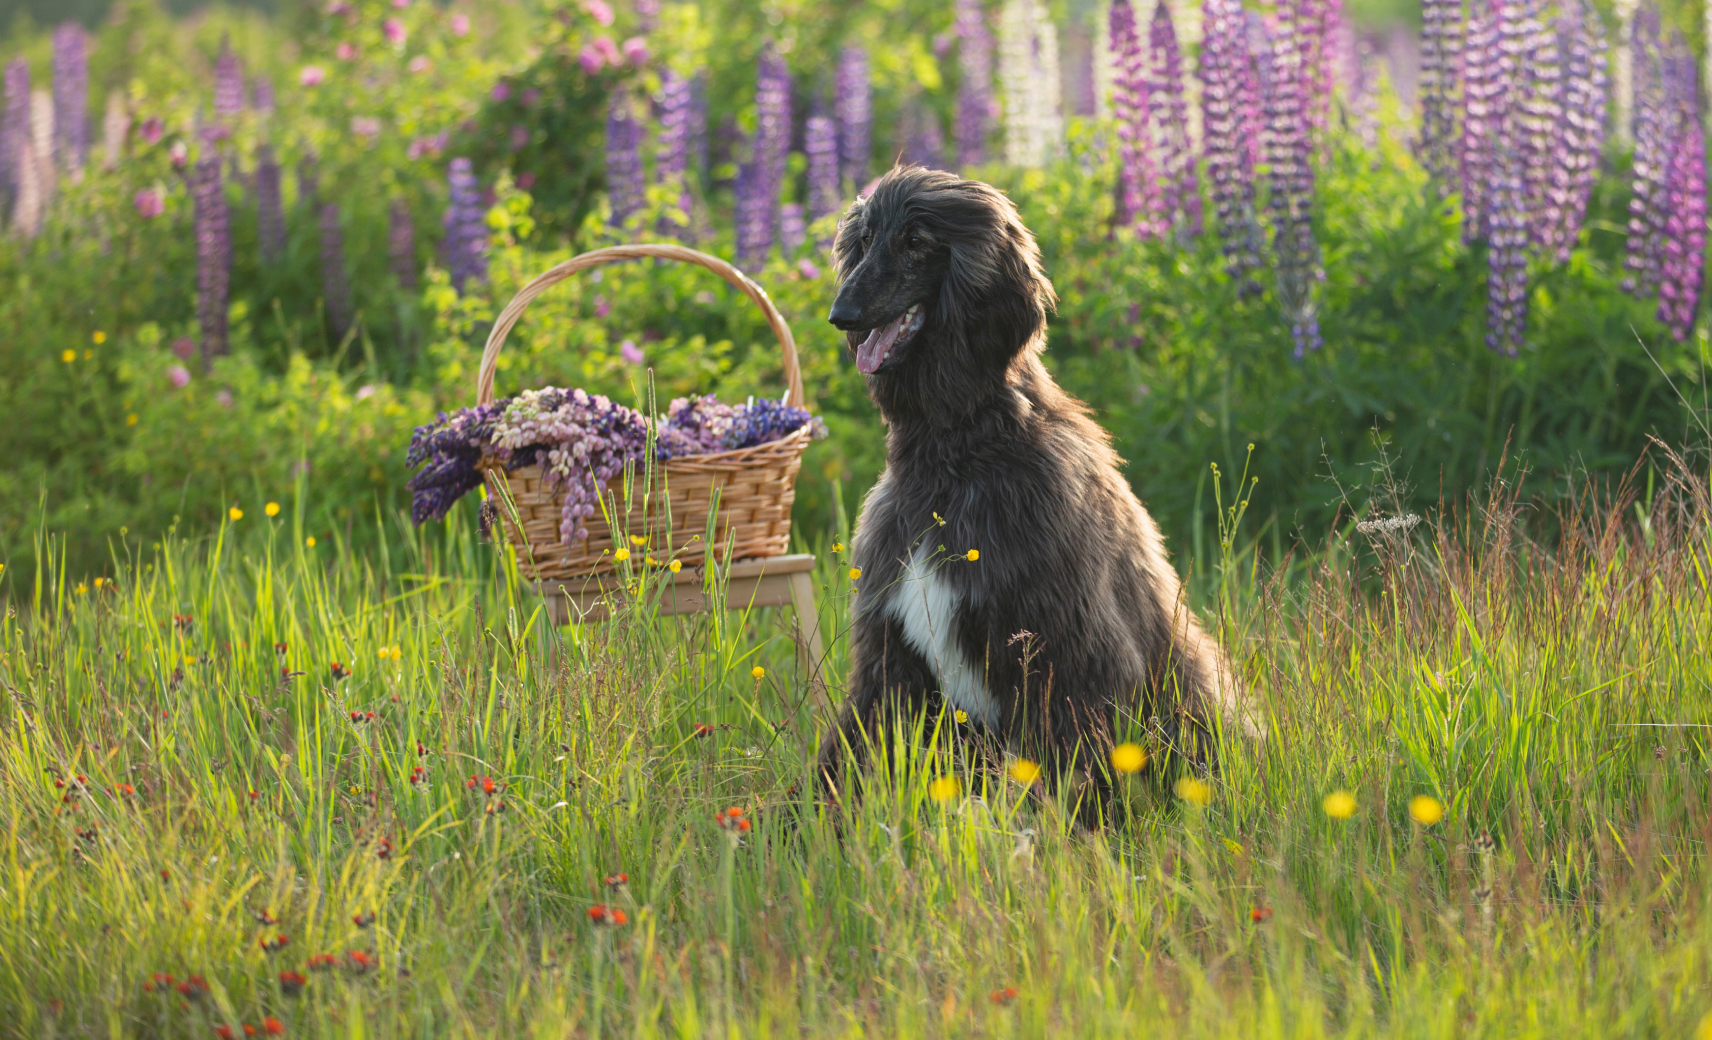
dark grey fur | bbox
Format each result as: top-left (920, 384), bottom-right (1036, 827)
top-left (815, 166), bottom-right (1253, 825)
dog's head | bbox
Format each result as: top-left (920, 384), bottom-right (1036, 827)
top-left (828, 167), bottom-right (1055, 410)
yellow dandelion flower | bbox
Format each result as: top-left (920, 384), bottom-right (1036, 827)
top-left (228, 507), bottom-right (243, 521)
top-left (75, 582), bottom-right (88, 594)
top-left (751, 665), bottom-right (765, 680)
top-left (954, 709), bottom-right (968, 724)
top-left (966, 548), bottom-right (979, 562)
top-left (265, 502), bottom-right (281, 517)
top-left (93, 577), bottom-right (105, 588)
top-left (668, 560), bottom-right (682, 573)
top-left (1175, 776), bottom-right (1213, 807)
top-left (629, 534), bottom-right (647, 546)
top-left (61, 349), bottom-right (76, 363)
top-left (1322, 790), bottom-right (1357, 820)
top-left (92, 331), bottom-right (107, 344)
top-left (831, 542), bottom-right (844, 554)
top-left (929, 775), bottom-right (961, 802)
top-left (1109, 743), bottom-right (1147, 774)
top-left (1008, 759), bottom-right (1042, 786)
top-left (305, 536), bottom-right (317, 547)
top-left (614, 547), bottom-right (631, 562)
top-left (848, 567), bottom-right (861, 581)
top-left (126, 413), bottom-right (138, 426)
top-left (1409, 795), bottom-right (1444, 826)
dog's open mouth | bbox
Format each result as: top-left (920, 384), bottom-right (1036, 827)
top-left (850, 304), bottom-right (926, 374)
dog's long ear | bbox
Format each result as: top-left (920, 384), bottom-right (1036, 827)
top-left (933, 182), bottom-right (1056, 367)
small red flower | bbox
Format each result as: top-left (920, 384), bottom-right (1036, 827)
top-left (587, 904), bottom-right (628, 926)
top-left (253, 908), bottom-right (278, 925)
top-left (274, 642), bottom-right (288, 655)
top-left (416, 742), bottom-right (427, 756)
top-left (159, 868), bottom-right (170, 881)
top-left (307, 953), bottom-right (338, 972)
top-left (143, 972), bottom-right (176, 993)
top-left (214, 1026), bottom-right (235, 1040)
top-left (714, 807), bottom-right (751, 833)
top-left (278, 970), bottom-right (307, 996)
top-left (248, 790), bottom-right (260, 801)
top-left (349, 711), bottom-right (365, 723)
top-left (353, 910), bottom-right (376, 928)
top-left (693, 723), bottom-right (714, 738)
top-left (604, 872), bottom-right (629, 889)
top-left (261, 934), bottom-right (290, 953)
top-left (117, 783), bottom-right (136, 796)
top-left (375, 836), bottom-right (394, 859)
top-left (175, 975), bottom-right (208, 1000)
top-left (365, 711), bottom-right (377, 721)
top-left (989, 986), bottom-right (1019, 1005)
top-left (262, 1017), bottom-right (285, 1035)
top-left (1250, 906), bottom-right (1274, 923)
top-left (243, 1025), bottom-right (258, 1037)
top-left (173, 613), bottom-right (193, 631)
top-left (330, 662), bottom-right (350, 680)
top-left (346, 949), bottom-right (374, 974)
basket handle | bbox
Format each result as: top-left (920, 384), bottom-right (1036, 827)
top-left (475, 243), bottom-right (808, 411)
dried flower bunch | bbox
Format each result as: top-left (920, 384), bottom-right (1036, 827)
top-left (407, 390), bottom-right (824, 543)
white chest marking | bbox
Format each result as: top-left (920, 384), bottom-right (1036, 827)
top-left (883, 546), bottom-right (999, 727)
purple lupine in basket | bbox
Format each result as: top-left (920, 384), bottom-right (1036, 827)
top-left (191, 156), bottom-right (231, 367)
top-left (654, 67), bottom-right (693, 237)
top-left (724, 397), bottom-right (820, 449)
top-left (836, 46), bottom-right (870, 191)
top-left (1199, 0), bottom-right (1263, 290)
top-left (320, 203), bottom-right (354, 342)
top-left (1621, 7), bottom-right (1666, 297)
top-left (954, 0), bottom-right (994, 166)
top-left (490, 387), bottom-right (654, 544)
top-left (407, 401), bottom-right (510, 524)
top-left (255, 144), bottom-right (286, 263)
top-left (390, 197), bottom-right (417, 291)
top-left (1257, 0), bottom-right (1323, 357)
top-left (1110, 0), bottom-right (1158, 236)
top-left (757, 42), bottom-right (792, 240)
top-left (1656, 118), bottom-right (1705, 340)
top-left (1539, 0), bottom-right (1607, 262)
top-left (605, 92), bottom-right (645, 228)
top-left (214, 35), bottom-right (244, 120)
top-left (445, 157), bottom-right (487, 292)
top-left (805, 110), bottom-right (840, 221)
top-left (2, 59), bottom-right (27, 209)
top-left (51, 23), bottom-right (88, 172)
top-left (1418, 0), bottom-right (1462, 186)
top-left (1148, 1), bottom-right (1199, 237)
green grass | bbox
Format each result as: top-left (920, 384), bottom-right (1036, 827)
top-left (4, 456), bottom-right (1712, 1039)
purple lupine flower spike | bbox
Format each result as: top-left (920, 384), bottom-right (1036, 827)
top-left (1109, 0), bottom-right (1158, 236)
top-left (1258, 0), bottom-right (1324, 357)
top-left (805, 109), bottom-right (840, 221)
top-left (734, 131), bottom-right (767, 267)
top-left (1199, 0), bottom-right (1263, 289)
top-left (780, 201), bottom-right (806, 254)
top-left (1622, 5), bottom-right (1665, 296)
top-left (1418, 0), bottom-right (1462, 186)
top-left (1656, 118), bottom-right (1705, 340)
top-left (904, 102), bottom-right (944, 170)
top-left (605, 92), bottom-right (644, 229)
top-left (1484, 0), bottom-right (1531, 354)
top-left (1517, 0), bottom-right (1560, 254)
top-left (445, 156), bottom-right (487, 292)
top-left (390, 197), bottom-right (417, 291)
top-left (255, 144), bottom-right (285, 264)
top-left (954, 0), bottom-right (994, 166)
top-left (320, 203), bottom-right (354, 343)
top-left (1148, 1), bottom-right (1198, 237)
top-left (1543, 0), bottom-right (1608, 262)
top-left (298, 154), bottom-right (320, 210)
top-left (2, 59), bottom-right (27, 211)
top-left (654, 67), bottom-right (692, 238)
top-left (252, 76), bottom-right (275, 114)
top-left (757, 43), bottom-right (792, 244)
top-left (51, 23), bottom-right (88, 173)
top-left (1459, 0), bottom-right (1499, 243)
top-left (214, 35), bottom-right (244, 120)
top-left (191, 157), bottom-right (232, 367)
top-left (836, 46), bottom-right (870, 192)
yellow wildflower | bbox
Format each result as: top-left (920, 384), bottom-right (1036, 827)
top-left (75, 583), bottom-right (88, 594)
top-left (668, 560), bottom-right (682, 573)
top-left (61, 349), bottom-right (75, 363)
top-left (126, 413), bottom-right (138, 426)
top-left (1109, 743), bottom-right (1146, 774)
top-left (954, 709), bottom-right (968, 724)
top-left (93, 577), bottom-right (105, 589)
top-left (228, 507), bottom-right (243, 521)
top-left (1409, 795), bottom-right (1444, 826)
top-left (629, 534), bottom-right (647, 546)
top-left (1175, 776), bottom-right (1213, 807)
top-left (966, 548), bottom-right (979, 561)
top-left (1322, 790), bottom-right (1357, 820)
top-left (1008, 759), bottom-right (1041, 786)
top-left (848, 567), bottom-right (861, 581)
top-left (929, 776), bottom-right (961, 802)
top-left (831, 542), bottom-right (844, 554)
top-left (92, 331), bottom-right (106, 344)
top-left (265, 502), bottom-right (281, 517)
top-left (614, 547), bottom-right (631, 562)
top-left (305, 536), bottom-right (317, 547)
top-left (751, 666), bottom-right (765, 680)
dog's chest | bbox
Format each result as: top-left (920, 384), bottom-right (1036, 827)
top-left (881, 546), bottom-right (999, 727)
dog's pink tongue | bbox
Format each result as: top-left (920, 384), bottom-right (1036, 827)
top-left (854, 315), bottom-right (906, 374)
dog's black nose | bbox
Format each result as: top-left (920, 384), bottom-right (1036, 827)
top-left (828, 299), bottom-right (864, 331)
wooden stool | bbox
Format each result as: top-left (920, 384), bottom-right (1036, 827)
top-left (540, 554), bottom-right (831, 708)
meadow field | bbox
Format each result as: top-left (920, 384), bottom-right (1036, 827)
top-left (4, 447), bottom-right (1712, 1037)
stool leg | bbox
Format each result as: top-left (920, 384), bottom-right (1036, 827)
top-left (788, 571), bottom-right (834, 719)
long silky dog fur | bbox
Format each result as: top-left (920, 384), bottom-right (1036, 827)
top-left (813, 166), bottom-right (1255, 825)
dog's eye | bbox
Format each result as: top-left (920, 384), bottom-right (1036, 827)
top-left (908, 234), bottom-right (922, 247)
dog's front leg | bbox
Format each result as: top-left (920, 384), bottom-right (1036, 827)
top-left (813, 615), bottom-right (938, 808)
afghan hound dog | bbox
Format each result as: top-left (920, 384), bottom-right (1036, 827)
top-left (814, 165), bottom-right (1255, 826)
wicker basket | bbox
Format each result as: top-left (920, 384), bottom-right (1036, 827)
top-left (475, 243), bottom-right (813, 583)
